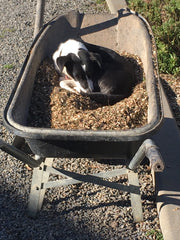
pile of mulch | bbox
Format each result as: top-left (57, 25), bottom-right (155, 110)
top-left (28, 57), bottom-right (148, 130)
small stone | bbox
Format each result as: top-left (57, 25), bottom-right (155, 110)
top-left (110, 221), bottom-right (119, 229)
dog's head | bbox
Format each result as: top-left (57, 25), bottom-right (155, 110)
top-left (53, 40), bottom-right (102, 94)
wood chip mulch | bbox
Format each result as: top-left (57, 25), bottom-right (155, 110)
top-left (28, 58), bottom-right (148, 131)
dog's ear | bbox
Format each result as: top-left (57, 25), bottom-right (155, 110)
top-left (56, 55), bottom-right (70, 73)
top-left (90, 52), bottom-right (102, 69)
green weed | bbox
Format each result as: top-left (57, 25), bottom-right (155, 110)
top-left (128, 0), bottom-right (180, 76)
top-left (96, 0), bottom-right (106, 4)
top-left (3, 64), bottom-right (14, 70)
top-left (0, 28), bottom-right (16, 39)
top-left (146, 229), bottom-right (164, 240)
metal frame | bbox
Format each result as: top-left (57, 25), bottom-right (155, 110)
top-left (26, 139), bottom-right (164, 222)
top-left (0, 136), bottom-right (164, 222)
top-left (28, 158), bottom-right (143, 221)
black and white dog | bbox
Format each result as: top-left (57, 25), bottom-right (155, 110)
top-left (53, 39), bottom-right (102, 94)
top-left (53, 39), bottom-right (136, 103)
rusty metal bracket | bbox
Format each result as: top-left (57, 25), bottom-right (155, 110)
top-left (128, 139), bottom-right (164, 172)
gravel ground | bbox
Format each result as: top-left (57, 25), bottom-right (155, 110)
top-left (0, 1), bottom-right (179, 240)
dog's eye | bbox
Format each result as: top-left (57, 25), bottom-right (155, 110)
top-left (74, 73), bottom-right (81, 79)
top-left (86, 71), bottom-right (92, 79)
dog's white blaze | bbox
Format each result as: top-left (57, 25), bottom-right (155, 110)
top-left (82, 64), bottom-right (94, 91)
top-left (82, 64), bottom-right (86, 71)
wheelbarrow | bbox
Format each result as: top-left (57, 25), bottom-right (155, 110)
top-left (1, 3), bottom-right (164, 222)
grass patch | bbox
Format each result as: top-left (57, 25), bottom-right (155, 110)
top-left (96, 0), bottom-right (106, 4)
top-left (128, 0), bottom-right (180, 76)
top-left (146, 229), bottom-right (164, 240)
top-left (3, 63), bottom-right (14, 70)
top-left (0, 28), bottom-right (16, 39)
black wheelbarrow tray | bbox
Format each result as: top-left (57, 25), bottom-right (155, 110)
top-left (3, 9), bottom-right (163, 161)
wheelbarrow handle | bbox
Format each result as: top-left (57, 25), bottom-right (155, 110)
top-left (0, 139), bottom-right (43, 168)
top-left (34, 0), bottom-right (45, 38)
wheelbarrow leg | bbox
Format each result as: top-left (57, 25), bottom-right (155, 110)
top-left (27, 157), bottom-right (53, 218)
top-left (128, 170), bottom-right (143, 222)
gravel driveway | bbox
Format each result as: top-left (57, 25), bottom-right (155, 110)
top-left (0, 1), bottom-right (173, 239)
